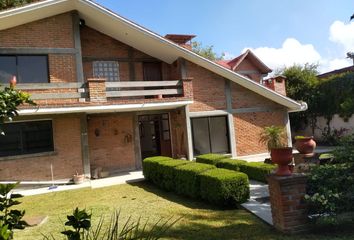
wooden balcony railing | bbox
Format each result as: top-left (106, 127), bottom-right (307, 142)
top-left (105, 80), bottom-right (183, 98)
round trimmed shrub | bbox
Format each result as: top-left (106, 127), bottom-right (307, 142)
top-left (199, 168), bottom-right (250, 206)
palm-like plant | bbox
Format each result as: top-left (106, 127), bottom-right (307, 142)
top-left (259, 126), bottom-right (287, 152)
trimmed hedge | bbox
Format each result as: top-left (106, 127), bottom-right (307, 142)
top-left (195, 153), bottom-right (229, 165)
top-left (216, 159), bottom-right (247, 171)
top-left (199, 168), bottom-right (250, 206)
top-left (216, 159), bottom-right (276, 183)
top-left (142, 156), bottom-right (173, 184)
top-left (239, 162), bottom-right (276, 183)
top-left (174, 163), bottom-right (216, 198)
top-left (156, 159), bottom-right (189, 191)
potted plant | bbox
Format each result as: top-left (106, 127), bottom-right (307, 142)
top-left (260, 125), bottom-right (293, 176)
top-left (73, 171), bottom-right (85, 184)
top-left (294, 136), bottom-right (316, 154)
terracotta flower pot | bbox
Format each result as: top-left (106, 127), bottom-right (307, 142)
top-left (73, 174), bottom-right (85, 184)
top-left (271, 147), bottom-right (293, 176)
top-left (295, 136), bottom-right (316, 154)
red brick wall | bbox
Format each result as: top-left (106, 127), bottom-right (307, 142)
top-left (49, 54), bottom-right (77, 83)
top-left (235, 58), bottom-right (264, 83)
top-left (234, 111), bottom-right (287, 156)
top-left (187, 61), bottom-right (226, 112)
top-left (0, 116), bottom-right (83, 181)
top-left (88, 114), bottom-right (136, 172)
top-left (231, 82), bottom-right (279, 109)
top-left (0, 12), bottom-right (74, 48)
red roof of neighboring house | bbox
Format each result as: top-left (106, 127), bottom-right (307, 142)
top-left (317, 65), bottom-right (354, 79)
top-left (215, 49), bottom-right (272, 74)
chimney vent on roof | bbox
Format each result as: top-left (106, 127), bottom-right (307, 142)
top-left (165, 34), bottom-right (196, 50)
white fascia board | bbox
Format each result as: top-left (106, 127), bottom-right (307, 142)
top-left (18, 101), bottom-right (193, 116)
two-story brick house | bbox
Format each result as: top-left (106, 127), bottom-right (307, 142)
top-left (0, 0), bottom-right (306, 181)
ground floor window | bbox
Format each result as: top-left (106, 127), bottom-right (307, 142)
top-left (191, 116), bottom-right (230, 156)
top-left (0, 120), bottom-right (54, 157)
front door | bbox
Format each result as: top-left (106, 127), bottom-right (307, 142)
top-left (139, 114), bottom-right (171, 159)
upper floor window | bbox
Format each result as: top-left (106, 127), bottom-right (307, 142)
top-left (0, 55), bottom-right (49, 84)
top-left (93, 61), bottom-right (120, 82)
top-left (0, 120), bottom-right (54, 157)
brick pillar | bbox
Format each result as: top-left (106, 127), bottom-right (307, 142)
top-left (182, 77), bottom-right (193, 99)
top-left (87, 78), bottom-right (107, 103)
top-left (267, 173), bottom-right (309, 234)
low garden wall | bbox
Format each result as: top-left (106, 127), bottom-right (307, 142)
top-left (142, 156), bottom-right (250, 206)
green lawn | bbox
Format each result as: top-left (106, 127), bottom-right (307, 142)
top-left (15, 181), bottom-right (354, 240)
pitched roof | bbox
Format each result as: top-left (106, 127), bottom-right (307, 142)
top-left (0, 0), bottom-right (306, 112)
top-left (215, 50), bottom-right (272, 74)
top-left (317, 65), bottom-right (354, 79)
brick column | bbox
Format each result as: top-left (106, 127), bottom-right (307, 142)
top-left (87, 78), bottom-right (107, 103)
top-left (182, 77), bottom-right (193, 99)
top-left (267, 173), bottom-right (309, 234)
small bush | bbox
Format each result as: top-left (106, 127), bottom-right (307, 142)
top-left (175, 163), bottom-right (216, 198)
top-left (199, 168), bottom-right (249, 206)
top-left (239, 162), bottom-right (276, 183)
top-left (216, 159), bottom-right (247, 171)
top-left (216, 159), bottom-right (275, 183)
top-left (142, 156), bottom-right (173, 184)
top-left (157, 159), bottom-right (189, 191)
top-left (195, 153), bottom-right (229, 165)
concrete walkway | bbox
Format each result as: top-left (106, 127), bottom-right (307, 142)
top-left (241, 180), bottom-right (273, 225)
top-left (13, 170), bottom-right (144, 196)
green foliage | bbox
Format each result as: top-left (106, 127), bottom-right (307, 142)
top-left (0, 0), bottom-right (34, 11)
top-left (174, 163), bottom-right (216, 198)
top-left (0, 183), bottom-right (26, 240)
top-left (156, 159), bottom-right (189, 191)
top-left (0, 85), bottom-right (35, 134)
top-left (61, 208), bottom-right (91, 240)
top-left (280, 63), bottom-right (319, 131)
top-left (305, 136), bottom-right (354, 222)
top-left (199, 168), bottom-right (249, 206)
top-left (259, 125), bottom-right (287, 151)
top-left (44, 209), bottom-right (179, 240)
top-left (216, 159), bottom-right (275, 183)
top-left (216, 159), bottom-right (247, 172)
top-left (191, 41), bottom-right (224, 61)
top-left (142, 156), bottom-right (173, 183)
top-left (195, 153), bottom-right (229, 165)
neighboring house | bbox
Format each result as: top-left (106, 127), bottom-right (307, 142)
top-left (317, 65), bottom-right (354, 79)
top-left (0, 0), bottom-right (306, 181)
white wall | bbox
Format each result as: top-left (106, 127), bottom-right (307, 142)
top-left (296, 114), bottom-right (354, 141)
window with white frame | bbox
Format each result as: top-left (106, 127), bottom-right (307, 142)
top-left (93, 61), bottom-right (120, 82)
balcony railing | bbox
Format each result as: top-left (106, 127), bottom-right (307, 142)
top-left (105, 80), bottom-right (182, 98)
top-left (3, 83), bottom-right (87, 100)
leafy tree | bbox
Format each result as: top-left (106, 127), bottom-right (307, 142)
top-left (191, 41), bottom-right (224, 61)
top-left (0, 0), bottom-right (35, 11)
top-left (280, 63), bottom-right (319, 132)
top-left (0, 82), bottom-right (35, 135)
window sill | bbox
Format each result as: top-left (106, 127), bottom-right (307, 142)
top-left (0, 151), bottom-right (57, 161)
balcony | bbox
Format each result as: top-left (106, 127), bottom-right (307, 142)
top-left (5, 78), bottom-right (192, 108)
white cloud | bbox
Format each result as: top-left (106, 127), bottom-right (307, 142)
top-left (244, 38), bottom-right (321, 71)
top-left (319, 58), bottom-right (351, 73)
top-left (222, 52), bottom-right (236, 60)
top-left (329, 21), bottom-right (354, 53)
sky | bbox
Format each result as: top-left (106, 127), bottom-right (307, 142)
top-left (96, 0), bottom-right (354, 74)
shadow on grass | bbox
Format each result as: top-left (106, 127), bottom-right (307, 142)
top-left (128, 181), bottom-right (354, 240)
top-left (127, 180), bottom-right (236, 211)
